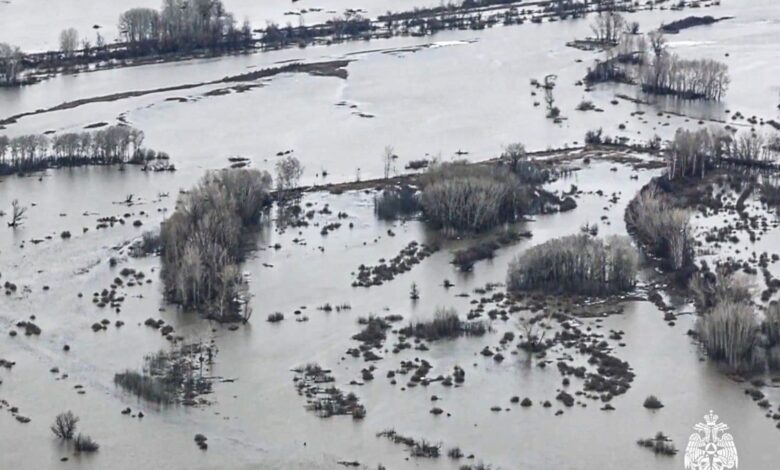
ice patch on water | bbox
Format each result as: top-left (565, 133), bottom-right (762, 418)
top-left (667, 40), bottom-right (718, 48)
top-left (428, 39), bottom-right (477, 49)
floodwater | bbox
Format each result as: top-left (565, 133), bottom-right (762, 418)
top-left (2, 0), bottom-right (780, 469)
top-left (2, 0), bottom-right (779, 183)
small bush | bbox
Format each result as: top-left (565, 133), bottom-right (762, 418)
top-left (643, 395), bottom-right (664, 409)
top-left (267, 312), bottom-right (284, 323)
top-left (507, 235), bottom-right (637, 296)
top-left (447, 447), bottom-right (464, 459)
top-left (74, 434), bottom-right (99, 453)
top-left (637, 432), bottom-right (677, 456)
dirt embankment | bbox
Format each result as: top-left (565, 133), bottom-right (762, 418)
top-left (0, 60), bottom-right (350, 126)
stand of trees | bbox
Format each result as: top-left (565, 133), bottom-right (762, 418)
top-left (585, 21), bottom-right (729, 101)
top-left (0, 126), bottom-right (167, 175)
top-left (640, 51), bottom-right (729, 100)
top-left (418, 162), bottom-right (531, 234)
top-left (118, 0), bottom-right (252, 54)
top-left (0, 43), bottom-right (23, 85)
top-left (666, 127), bottom-right (780, 180)
top-left (625, 186), bottom-right (694, 273)
top-left (507, 234), bottom-right (638, 296)
top-left (160, 169), bottom-right (272, 322)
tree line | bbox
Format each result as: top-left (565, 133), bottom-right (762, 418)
top-left (666, 127), bottom-right (780, 180)
top-left (118, 0), bottom-right (252, 54)
top-left (0, 126), bottom-right (167, 175)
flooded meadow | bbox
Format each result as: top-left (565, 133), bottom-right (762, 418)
top-left (2, 1), bottom-right (780, 469)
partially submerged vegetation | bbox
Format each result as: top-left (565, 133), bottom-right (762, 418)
top-left (507, 235), bottom-right (637, 296)
top-left (419, 162), bottom-right (531, 234)
top-left (398, 307), bottom-right (487, 341)
top-left (160, 169), bottom-right (272, 321)
top-left (293, 364), bottom-right (366, 419)
top-left (637, 432), bottom-right (677, 456)
top-left (585, 18), bottom-right (730, 101)
top-left (626, 185), bottom-right (694, 275)
top-left (114, 341), bottom-right (217, 405)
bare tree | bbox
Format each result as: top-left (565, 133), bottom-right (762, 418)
top-left (590, 12), bottom-right (625, 45)
top-left (517, 311), bottom-right (553, 352)
top-left (8, 199), bottom-right (27, 228)
top-left (382, 145), bottom-right (395, 180)
top-left (59, 28), bottom-right (79, 58)
top-left (648, 30), bottom-right (666, 59)
top-left (275, 155), bottom-right (304, 202)
top-left (51, 411), bottom-right (79, 440)
top-left (503, 143), bottom-right (527, 172)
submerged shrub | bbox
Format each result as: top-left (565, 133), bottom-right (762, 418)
top-left (114, 342), bottom-right (215, 404)
top-left (399, 307), bottom-right (486, 341)
top-left (696, 301), bottom-right (761, 373)
top-left (507, 235), bottom-right (637, 296)
top-left (643, 395), bottom-right (664, 409)
top-left (419, 162), bottom-right (530, 234)
top-left (637, 432), bottom-right (677, 456)
top-left (374, 185), bottom-right (421, 220)
top-left (74, 434), bottom-right (99, 453)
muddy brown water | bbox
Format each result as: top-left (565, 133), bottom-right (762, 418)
top-left (2, 1), bottom-right (780, 469)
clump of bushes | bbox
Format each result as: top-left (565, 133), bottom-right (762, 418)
top-left (625, 186), bottom-right (693, 274)
top-left (399, 307), bottom-right (487, 341)
top-left (160, 169), bottom-right (272, 322)
top-left (452, 230), bottom-right (531, 271)
top-left (418, 162), bottom-right (530, 234)
top-left (637, 432), bottom-right (677, 456)
top-left (267, 312), bottom-right (284, 323)
top-left (114, 342), bottom-right (216, 405)
top-left (74, 434), bottom-right (99, 453)
top-left (506, 235), bottom-right (637, 296)
top-left (377, 429), bottom-right (440, 458)
top-left (374, 185), bottom-right (421, 220)
top-left (353, 315), bottom-right (391, 345)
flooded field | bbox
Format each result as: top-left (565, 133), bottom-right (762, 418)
top-left (2, 1), bottom-right (780, 469)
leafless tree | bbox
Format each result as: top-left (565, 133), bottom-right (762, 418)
top-left (382, 145), bottom-right (395, 180)
top-left (502, 143), bottom-right (526, 172)
top-left (8, 200), bottom-right (27, 228)
top-left (59, 28), bottom-right (79, 57)
top-left (275, 155), bottom-right (304, 202)
top-left (648, 30), bottom-right (666, 59)
top-left (51, 411), bottom-right (79, 440)
top-left (590, 12), bottom-right (625, 45)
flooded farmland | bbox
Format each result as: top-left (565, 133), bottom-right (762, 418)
top-left (2, 1), bottom-right (780, 469)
